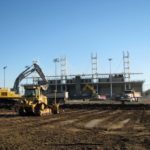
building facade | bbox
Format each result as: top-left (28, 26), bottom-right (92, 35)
top-left (43, 73), bottom-right (143, 99)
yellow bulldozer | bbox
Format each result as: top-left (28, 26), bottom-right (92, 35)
top-left (18, 84), bottom-right (59, 116)
top-left (0, 62), bottom-right (59, 115)
top-left (15, 62), bottom-right (59, 116)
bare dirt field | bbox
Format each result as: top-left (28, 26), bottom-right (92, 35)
top-left (0, 106), bottom-right (150, 150)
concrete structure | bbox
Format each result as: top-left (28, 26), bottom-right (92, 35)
top-left (37, 73), bottom-right (144, 99)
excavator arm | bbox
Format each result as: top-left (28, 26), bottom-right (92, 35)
top-left (13, 63), bottom-right (47, 94)
top-left (33, 63), bottom-right (47, 84)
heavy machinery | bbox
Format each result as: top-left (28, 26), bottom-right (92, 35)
top-left (0, 62), bottom-right (59, 115)
top-left (15, 62), bottom-right (59, 116)
top-left (0, 88), bottom-right (21, 99)
top-left (0, 88), bottom-right (21, 108)
top-left (82, 84), bottom-right (106, 100)
top-left (18, 84), bottom-right (59, 116)
top-left (0, 63), bottom-right (47, 106)
top-left (13, 63), bottom-right (48, 94)
top-left (82, 84), bottom-right (99, 99)
top-left (122, 89), bottom-right (141, 102)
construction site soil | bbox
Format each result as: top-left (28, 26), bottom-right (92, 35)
top-left (0, 102), bottom-right (150, 150)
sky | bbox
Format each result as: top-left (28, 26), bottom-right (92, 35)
top-left (0, 0), bottom-right (150, 91)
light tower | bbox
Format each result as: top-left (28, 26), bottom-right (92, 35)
top-left (53, 58), bottom-right (60, 104)
top-left (91, 53), bottom-right (98, 93)
top-left (60, 56), bottom-right (67, 91)
top-left (91, 53), bottom-right (98, 76)
top-left (123, 51), bottom-right (131, 90)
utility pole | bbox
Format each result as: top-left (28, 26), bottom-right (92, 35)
top-left (53, 58), bottom-right (59, 104)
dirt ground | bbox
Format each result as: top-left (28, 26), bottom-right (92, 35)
top-left (0, 107), bottom-right (150, 150)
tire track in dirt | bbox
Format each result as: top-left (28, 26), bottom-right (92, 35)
top-left (39, 110), bottom-right (111, 133)
top-left (123, 110), bottom-right (145, 131)
top-left (0, 109), bottom-right (101, 133)
top-left (139, 110), bottom-right (150, 124)
top-left (105, 111), bottom-right (134, 131)
top-left (1, 109), bottom-right (149, 135)
top-left (63, 110), bottom-right (131, 131)
top-left (77, 110), bottom-right (132, 131)
top-left (55, 110), bottom-right (110, 129)
top-left (24, 109), bottom-right (107, 129)
top-left (18, 109), bottom-right (110, 134)
top-left (135, 110), bottom-right (150, 133)
top-left (68, 110), bottom-right (124, 130)
top-left (0, 109), bottom-right (90, 128)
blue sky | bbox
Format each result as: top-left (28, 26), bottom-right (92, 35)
top-left (0, 0), bottom-right (150, 90)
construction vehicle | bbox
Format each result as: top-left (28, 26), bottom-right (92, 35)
top-left (0, 88), bottom-right (21, 99)
top-left (82, 84), bottom-right (106, 100)
top-left (13, 63), bottom-right (48, 94)
top-left (0, 88), bottom-right (21, 108)
top-left (15, 62), bottom-right (59, 116)
top-left (82, 84), bottom-right (99, 100)
top-left (0, 63), bottom-right (47, 106)
top-left (123, 89), bottom-right (141, 102)
top-left (18, 84), bottom-right (59, 116)
top-left (0, 62), bottom-right (59, 115)
top-left (116, 89), bottom-right (142, 103)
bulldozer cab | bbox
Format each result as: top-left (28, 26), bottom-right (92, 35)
top-left (24, 86), bottom-right (40, 98)
top-left (22, 84), bottom-right (46, 103)
top-left (23, 84), bottom-right (48, 103)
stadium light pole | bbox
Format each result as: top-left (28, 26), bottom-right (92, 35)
top-left (53, 58), bottom-right (60, 104)
top-left (3, 66), bottom-right (7, 88)
top-left (108, 58), bottom-right (112, 99)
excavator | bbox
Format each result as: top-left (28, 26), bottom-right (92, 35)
top-left (0, 88), bottom-right (21, 108)
top-left (0, 63), bottom-right (59, 115)
top-left (0, 63), bottom-right (45, 103)
top-left (82, 84), bottom-right (100, 100)
top-left (15, 63), bottom-right (59, 116)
